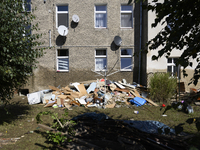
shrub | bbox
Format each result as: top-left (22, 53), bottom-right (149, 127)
top-left (149, 72), bottom-right (177, 103)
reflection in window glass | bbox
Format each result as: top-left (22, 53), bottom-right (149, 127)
top-left (120, 49), bottom-right (132, 71)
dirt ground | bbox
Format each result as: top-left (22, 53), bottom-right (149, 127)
top-left (0, 95), bottom-right (200, 150)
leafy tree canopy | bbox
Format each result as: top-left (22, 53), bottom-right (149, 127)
top-left (0, 0), bottom-right (44, 104)
top-left (146, 0), bottom-right (200, 85)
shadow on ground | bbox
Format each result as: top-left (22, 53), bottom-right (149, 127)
top-left (0, 96), bottom-right (31, 125)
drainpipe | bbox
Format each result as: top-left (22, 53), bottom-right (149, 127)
top-left (138, 1), bottom-right (142, 84)
top-left (48, 29), bottom-right (51, 47)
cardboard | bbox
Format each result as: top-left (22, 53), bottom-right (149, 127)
top-left (49, 85), bottom-right (60, 91)
top-left (44, 100), bottom-right (56, 108)
top-left (70, 92), bottom-right (80, 98)
top-left (77, 84), bottom-right (88, 95)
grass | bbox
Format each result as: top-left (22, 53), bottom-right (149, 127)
top-left (0, 95), bottom-right (200, 149)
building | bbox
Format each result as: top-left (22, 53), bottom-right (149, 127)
top-left (147, 0), bottom-right (200, 92)
top-left (25, 0), bottom-right (147, 92)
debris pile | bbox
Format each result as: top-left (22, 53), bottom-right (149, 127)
top-left (27, 79), bottom-right (158, 109)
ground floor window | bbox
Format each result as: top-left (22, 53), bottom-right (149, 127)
top-left (120, 49), bottom-right (132, 71)
top-left (57, 49), bottom-right (69, 72)
top-left (95, 49), bottom-right (107, 71)
top-left (167, 57), bottom-right (180, 78)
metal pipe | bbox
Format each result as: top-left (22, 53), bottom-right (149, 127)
top-left (138, 1), bottom-right (142, 84)
top-left (48, 29), bottom-right (51, 47)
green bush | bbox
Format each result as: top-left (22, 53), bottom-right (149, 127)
top-left (149, 73), bottom-right (177, 103)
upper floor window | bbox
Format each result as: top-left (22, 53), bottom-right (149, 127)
top-left (57, 49), bottom-right (69, 72)
top-left (23, 0), bottom-right (31, 12)
top-left (56, 5), bottom-right (68, 28)
top-left (120, 49), bottom-right (132, 71)
top-left (95, 49), bottom-right (107, 71)
top-left (121, 5), bottom-right (133, 28)
top-left (95, 5), bottom-right (107, 28)
top-left (167, 58), bottom-right (180, 78)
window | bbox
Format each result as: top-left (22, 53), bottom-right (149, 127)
top-left (57, 49), bottom-right (69, 72)
top-left (95, 49), bottom-right (107, 71)
top-left (23, 0), bottom-right (31, 12)
top-left (95, 5), bottom-right (107, 28)
top-left (167, 58), bottom-right (180, 77)
top-left (23, 25), bottom-right (31, 37)
top-left (121, 5), bottom-right (133, 28)
top-left (120, 49), bottom-right (132, 71)
top-left (56, 5), bottom-right (68, 28)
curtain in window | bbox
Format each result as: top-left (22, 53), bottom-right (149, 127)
top-left (96, 14), bottom-right (106, 27)
top-left (121, 14), bottom-right (132, 27)
top-left (96, 58), bottom-right (106, 70)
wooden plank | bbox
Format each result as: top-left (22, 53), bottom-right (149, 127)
top-left (143, 97), bottom-right (158, 106)
top-left (114, 88), bottom-right (130, 93)
top-left (130, 89), bottom-right (141, 97)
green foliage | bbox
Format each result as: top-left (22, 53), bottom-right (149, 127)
top-left (149, 73), bottom-right (177, 103)
top-left (0, 0), bottom-right (44, 104)
top-left (147, 0), bottom-right (200, 85)
top-left (46, 131), bottom-right (67, 146)
top-left (36, 109), bottom-right (76, 146)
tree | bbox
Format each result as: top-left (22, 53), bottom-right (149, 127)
top-left (146, 0), bottom-right (200, 85)
top-left (0, 0), bottom-right (44, 104)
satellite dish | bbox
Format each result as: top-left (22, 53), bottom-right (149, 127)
top-left (58, 25), bottom-right (68, 36)
top-left (72, 14), bottom-right (80, 23)
top-left (114, 36), bottom-right (122, 46)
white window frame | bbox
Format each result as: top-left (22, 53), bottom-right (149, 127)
top-left (120, 49), bottom-right (133, 71)
top-left (94, 5), bottom-right (107, 28)
top-left (22, 0), bottom-right (31, 12)
top-left (167, 57), bottom-right (179, 77)
top-left (56, 5), bottom-right (68, 28)
top-left (95, 49), bottom-right (107, 71)
top-left (57, 49), bottom-right (69, 72)
top-left (120, 5), bottom-right (133, 28)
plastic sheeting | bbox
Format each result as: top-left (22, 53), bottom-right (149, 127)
top-left (71, 112), bottom-right (187, 136)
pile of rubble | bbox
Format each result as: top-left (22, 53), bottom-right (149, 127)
top-left (27, 79), bottom-right (158, 109)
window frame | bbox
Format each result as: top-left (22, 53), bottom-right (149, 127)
top-left (120, 5), bottom-right (133, 28)
top-left (56, 5), bottom-right (69, 28)
top-left (95, 49), bottom-right (107, 71)
top-left (120, 48), bottom-right (133, 71)
top-left (56, 49), bottom-right (69, 72)
top-left (167, 57), bottom-right (180, 78)
top-left (22, 0), bottom-right (31, 12)
top-left (94, 5), bottom-right (107, 28)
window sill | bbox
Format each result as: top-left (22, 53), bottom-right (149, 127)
top-left (120, 69), bottom-right (132, 72)
top-left (95, 27), bottom-right (107, 29)
top-left (120, 27), bottom-right (133, 29)
top-left (57, 70), bottom-right (69, 72)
